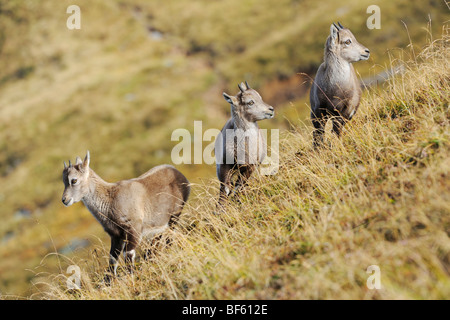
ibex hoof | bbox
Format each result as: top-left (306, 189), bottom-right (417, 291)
top-left (103, 273), bottom-right (114, 286)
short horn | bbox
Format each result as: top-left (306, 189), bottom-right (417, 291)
top-left (238, 82), bottom-right (246, 93)
top-left (83, 150), bottom-right (90, 168)
top-left (64, 161), bottom-right (67, 169)
top-left (69, 160), bottom-right (72, 167)
top-left (333, 22), bottom-right (340, 30)
top-left (338, 21), bottom-right (344, 29)
top-left (245, 80), bottom-right (251, 89)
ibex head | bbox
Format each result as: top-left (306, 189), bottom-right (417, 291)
top-left (223, 81), bottom-right (274, 122)
top-left (62, 151), bottom-right (90, 206)
top-left (327, 22), bottom-right (370, 63)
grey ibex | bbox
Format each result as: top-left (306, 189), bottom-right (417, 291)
top-left (310, 22), bottom-right (370, 147)
top-left (215, 81), bottom-right (274, 206)
top-left (61, 151), bottom-right (190, 278)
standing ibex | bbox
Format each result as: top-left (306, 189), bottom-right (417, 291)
top-left (61, 151), bottom-right (190, 278)
top-left (310, 22), bottom-right (370, 147)
top-left (215, 81), bottom-right (274, 205)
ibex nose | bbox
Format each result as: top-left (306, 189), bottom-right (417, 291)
top-left (365, 49), bottom-right (370, 54)
top-left (62, 196), bottom-right (67, 204)
top-left (269, 106), bottom-right (274, 112)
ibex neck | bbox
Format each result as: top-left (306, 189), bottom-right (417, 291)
top-left (232, 112), bottom-right (259, 131)
top-left (324, 51), bottom-right (352, 84)
top-left (82, 169), bottom-right (115, 227)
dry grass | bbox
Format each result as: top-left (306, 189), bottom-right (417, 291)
top-left (38, 32), bottom-right (450, 300)
top-left (0, 0), bottom-right (448, 297)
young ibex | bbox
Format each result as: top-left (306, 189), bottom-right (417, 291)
top-left (61, 151), bottom-right (190, 277)
top-left (310, 22), bottom-right (370, 147)
top-left (215, 81), bottom-right (274, 205)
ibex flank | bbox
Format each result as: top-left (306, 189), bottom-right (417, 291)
top-left (310, 22), bottom-right (370, 147)
top-left (61, 151), bottom-right (190, 278)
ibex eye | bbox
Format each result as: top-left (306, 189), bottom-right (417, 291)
top-left (71, 178), bottom-right (77, 185)
top-left (248, 100), bottom-right (254, 106)
top-left (345, 39), bottom-right (352, 45)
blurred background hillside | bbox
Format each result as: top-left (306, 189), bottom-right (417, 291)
top-left (0, 0), bottom-right (448, 296)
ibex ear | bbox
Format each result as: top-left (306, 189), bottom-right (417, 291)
top-left (330, 23), bottom-right (339, 44)
top-left (223, 92), bottom-right (237, 106)
top-left (75, 156), bottom-right (82, 165)
top-left (83, 150), bottom-right (90, 168)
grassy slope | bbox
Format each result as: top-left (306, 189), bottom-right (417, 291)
top-left (0, 0), bottom-right (448, 297)
top-left (44, 33), bottom-right (450, 299)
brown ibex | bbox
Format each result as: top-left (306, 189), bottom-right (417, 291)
top-left (61, 151), bottom-right (190, 278)
top-left (215, 81), bottom-right (274, 206)
top-left (310, 22), bottom-right (370, 147)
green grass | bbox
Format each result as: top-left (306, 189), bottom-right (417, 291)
top-left (0, 0), bottom-right (448, 297)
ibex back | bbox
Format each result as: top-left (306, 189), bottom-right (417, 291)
top-left (310, 22), bottom-right (370, 147)
top-left (61, 151), bottom-right (190, 277)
